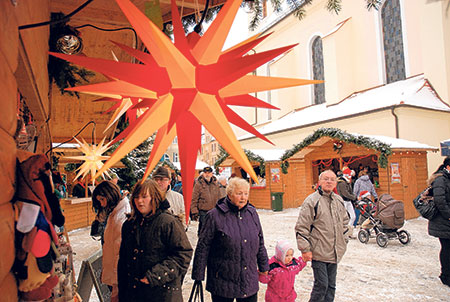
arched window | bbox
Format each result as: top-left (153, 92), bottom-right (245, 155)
top-left (312, 36), bottom-right (325, 104)
top-left (381, 0), bottom-right (406, 83)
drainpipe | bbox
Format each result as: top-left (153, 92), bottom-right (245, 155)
top-left (390, 106), bottom-right (399, 138)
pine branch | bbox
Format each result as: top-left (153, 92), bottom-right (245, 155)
top-left (326, 0), bottom-right (342, 14)
top-left (366, 0), bottom-right (381, 10)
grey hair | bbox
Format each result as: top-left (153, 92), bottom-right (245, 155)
top-left (218, 175), bottom-right (227, 182)
top-left (226, 177), bottom-right (250, 196)
top-left (319, 170), bottom-right (336, 180)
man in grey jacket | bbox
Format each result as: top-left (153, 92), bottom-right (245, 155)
top-left (295, 170), bottom-right (349, 302)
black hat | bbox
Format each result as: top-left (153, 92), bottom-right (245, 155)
top-left (153, 166), bottom-right (170, 179)
top-left (203, 166), bottom-right (213, 173)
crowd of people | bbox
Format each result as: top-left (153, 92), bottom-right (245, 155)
top-left (71, 156), bottom-right (450, 302)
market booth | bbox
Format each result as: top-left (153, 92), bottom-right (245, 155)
top-left (281, 128), bottom-right (438, 219)
top-left (216, 149), bottom-right (289, 210)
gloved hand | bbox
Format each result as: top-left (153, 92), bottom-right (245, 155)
top-left (191, 213), bottom-right (199, 221)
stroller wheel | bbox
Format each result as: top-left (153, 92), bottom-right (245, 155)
top-left (376, 232), bottom-right (389, 248)
top-left (358, 229), bottom-right (370, 244)
top-left (398, 230), bottom-right (411, 245)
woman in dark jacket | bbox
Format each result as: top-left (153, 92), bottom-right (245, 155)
top-left (192, 177), bottom-right (269, 302)
top-left (428, 157), bottom-right (450, 287)
top-left (118, 180), bottom-right (193, 301)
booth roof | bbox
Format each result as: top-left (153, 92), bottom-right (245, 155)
top-left (173, 160), bottom-right (209, 170)
top-left (249, 149), bottom-right (286, 161)
top-left (239, 74), bottom-right (450, 140)
top-left (360, 134), bottom-right (438, 151)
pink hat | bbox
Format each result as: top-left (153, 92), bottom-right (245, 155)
top-left (359, 191), bottom-right (371, 199)
top-left (275, 240), bottom-right (294, 264)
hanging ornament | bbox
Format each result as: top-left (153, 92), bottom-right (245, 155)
top-left (64, 137), bottom-right (111, 184)
top-left (50, 0), bottom-right (321, 221)
top-left (333, 140), bottom-right (343, 153)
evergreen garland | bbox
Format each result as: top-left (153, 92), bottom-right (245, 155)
top-left (280, 127), bottom-right (392, 173)
top-left (214, 146), bottom-right (266, 175)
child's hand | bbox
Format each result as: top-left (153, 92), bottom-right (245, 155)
top-left (140, 277), bottom-right (149, 284)
top-left (301, 252), bottom-right (312, 262)
top-left (258, 271), bottom-right (268, 275)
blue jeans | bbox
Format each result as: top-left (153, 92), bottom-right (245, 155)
top-left (309, 260), bottom-right (337, 302)
top-left (354, 209), bottom-right (361, 226)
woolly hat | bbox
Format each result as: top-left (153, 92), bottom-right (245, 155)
top-left (275, 240), bottom-right (294, 265)
top-left (359, 190), bottom-right (371, 199)
top-left (153, 166), bottom-right (170, 179)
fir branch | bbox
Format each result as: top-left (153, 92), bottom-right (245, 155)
top-left (325, 0), bottom-right (342, 14)
top-left (366, 0), bottom-right (382, 10)
top-left (249, 0), bottom-right (264, 31)
top-left (213, 146), bottom-right (266, 175)
top-left (271, 0), bottom-right (283, 13)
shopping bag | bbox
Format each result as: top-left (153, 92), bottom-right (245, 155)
top-left (188, 281), bottom-right (204, 302)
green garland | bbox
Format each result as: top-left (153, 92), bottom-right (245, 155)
top-left (214, 146), bottom-right (266, 175)
top-left (280, 127), bottom-right (392, 173)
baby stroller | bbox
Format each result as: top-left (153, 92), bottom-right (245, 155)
top-left (356, 194), bottom-right (411, 247)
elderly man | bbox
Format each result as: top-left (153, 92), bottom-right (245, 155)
top-left (191, 166), bottom-right (220, 235)
top-left (153, 166), bottom-right (186, 227)
top-left (295, 170), bottom-right (349, 302)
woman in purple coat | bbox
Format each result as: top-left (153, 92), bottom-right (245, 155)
top-left (192, 177), bottom-right (269, 302)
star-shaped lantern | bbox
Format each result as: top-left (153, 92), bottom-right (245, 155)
top-left (64, 137), bottom-right (111, 184)
top-left (51, 0), bottom-right (321, 221)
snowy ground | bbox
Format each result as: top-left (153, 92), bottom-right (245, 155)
top-left (70, 208), bottom-right (450, 301)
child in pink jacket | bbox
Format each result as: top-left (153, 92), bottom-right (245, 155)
top-left (259, 240), bottom-right (306, 302)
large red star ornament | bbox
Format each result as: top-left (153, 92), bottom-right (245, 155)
top-left (50, 0), bottom-right (321, 222)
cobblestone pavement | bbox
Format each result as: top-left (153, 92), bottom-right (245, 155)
top-left (70, 208), bottom-right (450, 301)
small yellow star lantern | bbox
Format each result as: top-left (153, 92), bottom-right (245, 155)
top-left (51, 0), bottom-right (322, 222)
top-left (64, 137), bottom-right (111, 185)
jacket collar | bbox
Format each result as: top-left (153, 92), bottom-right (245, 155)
top-left (216, 196), bottom-right (249, 213)
top-left (136, 199), bottom-right (170, 222)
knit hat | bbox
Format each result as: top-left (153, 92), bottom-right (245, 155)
top-left (153, 166), bottom-right (170, 179)
top-left (359, 190), bottom-right (371, 199)
top-left (275, 240), bottom-right (294, 265)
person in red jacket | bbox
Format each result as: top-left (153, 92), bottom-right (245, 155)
top-left (259, 240), bottom-right (306, 302)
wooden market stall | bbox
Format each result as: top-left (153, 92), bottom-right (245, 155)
top-left (280, 128), bottom-right (438, 219)
top-left (216, 149), bottom-right (288, 210)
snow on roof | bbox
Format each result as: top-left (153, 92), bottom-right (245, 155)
top-left (239, 74), bottom-right (450, 140)
top-left (362, 134), bottom-right (438, 150)
top-left (250, 149), bottom-right (286, 161)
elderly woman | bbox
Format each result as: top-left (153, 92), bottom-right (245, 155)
top-left (118, 180), bottom-right (192, 302)
top-left (192, 177), bottom-right (269, 302)
top-left (92, 181), bottom-right (130, 302)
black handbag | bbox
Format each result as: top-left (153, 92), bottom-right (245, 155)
top-left (413, 186), bottom-right (438, 220)
top-left (188, 281), bottom-right (204, 302)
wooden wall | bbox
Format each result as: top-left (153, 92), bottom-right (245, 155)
top-left (377, 151), bottom-right (429, 219)
top-left (60, 199), bottom-right (97, 232)
top-left (0, 1), bottom-right (51, 300)
top-left (0, 2), bottom-right (20, 301)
